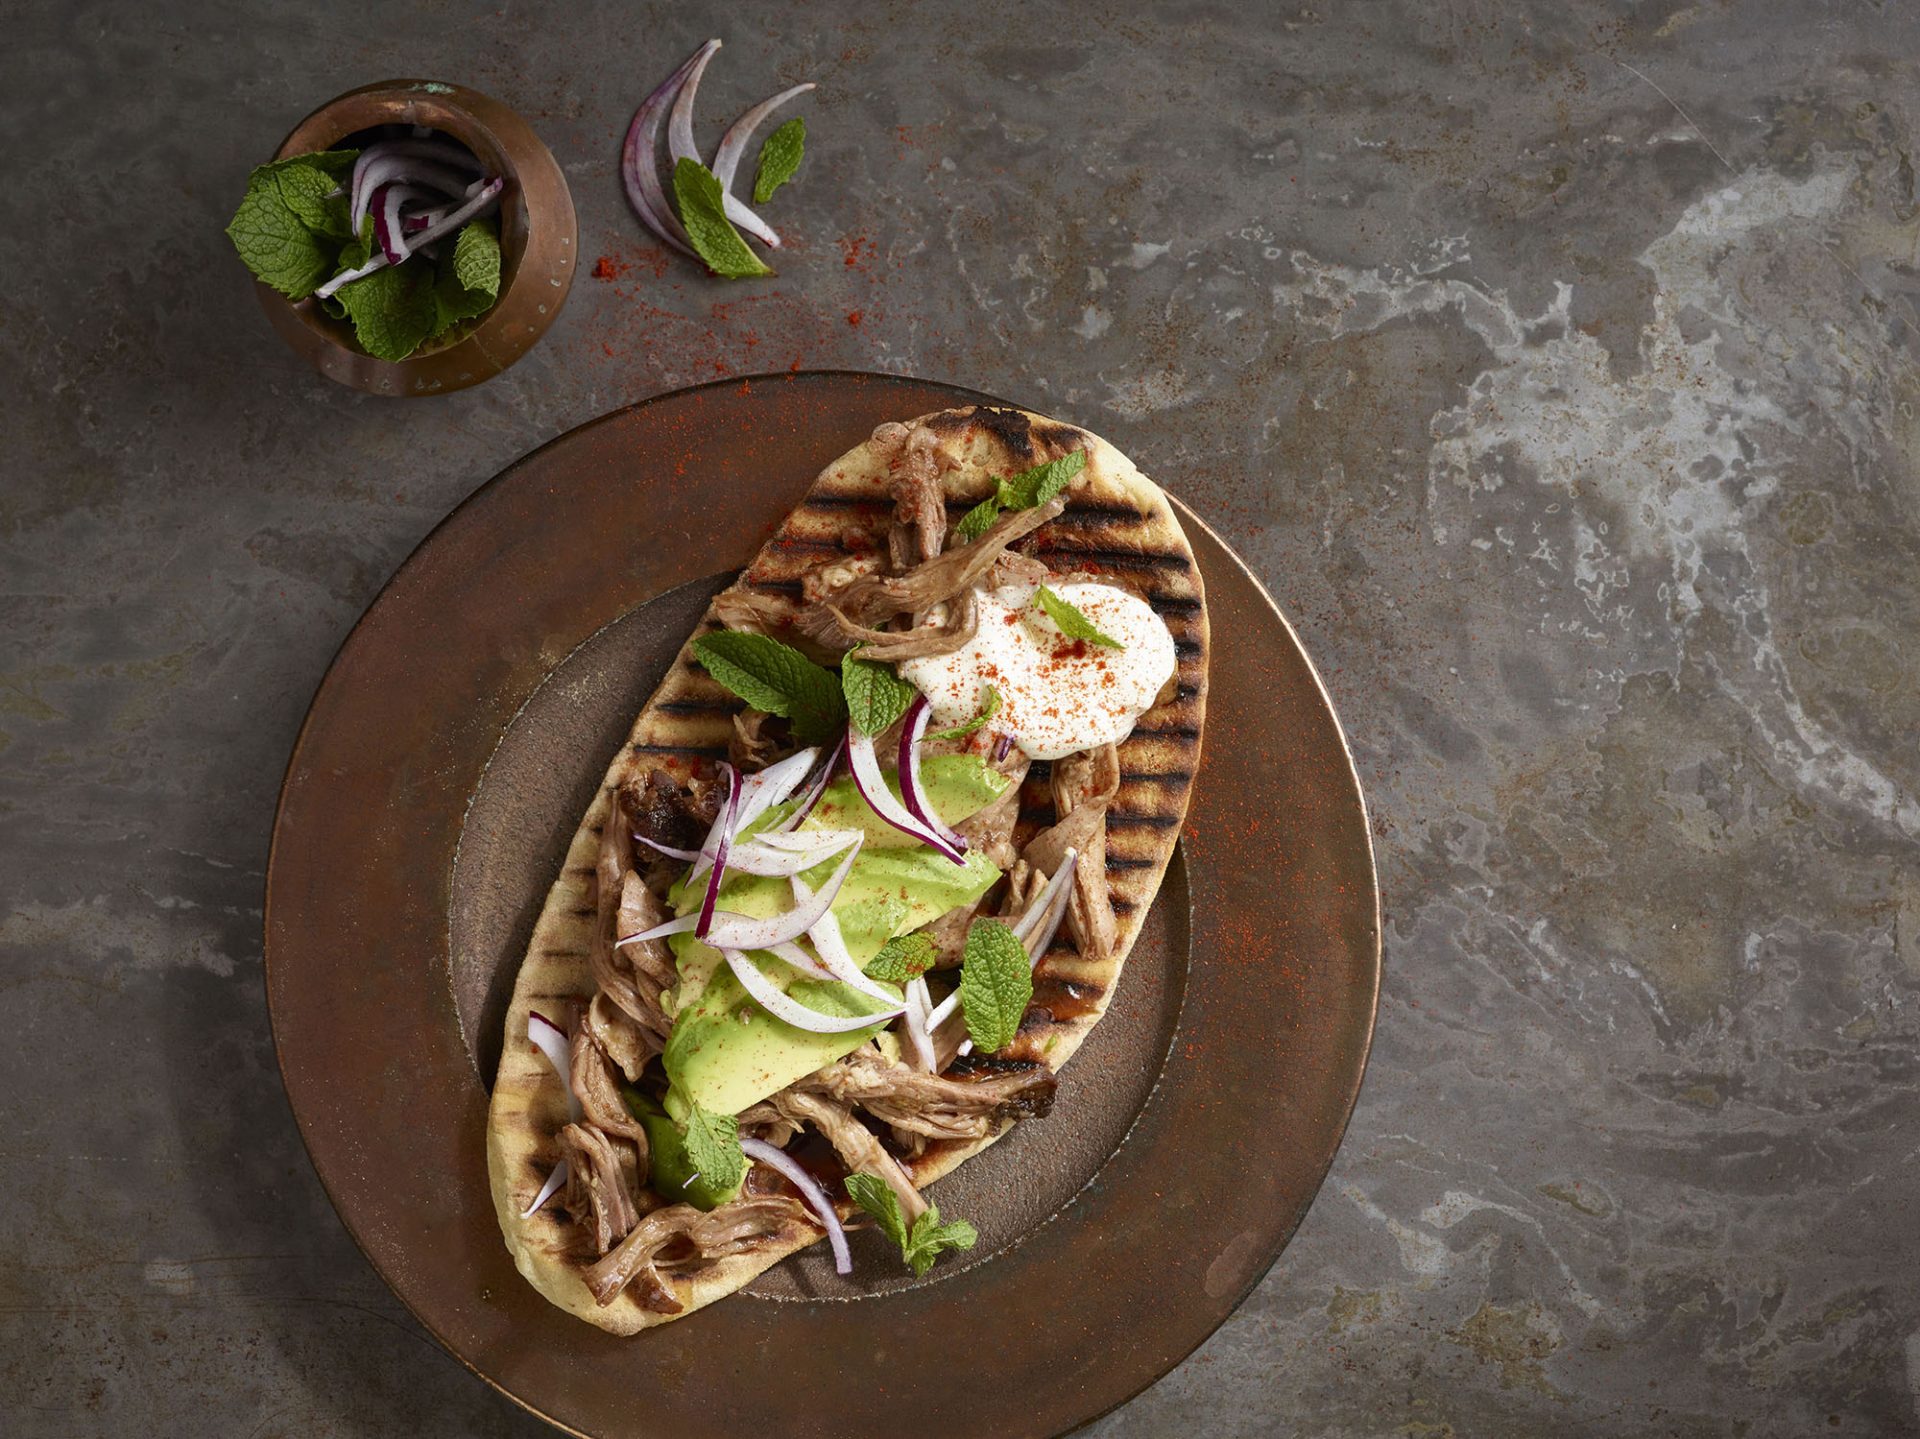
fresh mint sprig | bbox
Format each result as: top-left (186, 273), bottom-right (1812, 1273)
top-left (927, 685), bottom-right (1000, 741)
top-left (1034, 586), bottom-right (1124, 649)
top-left (842, 650), bottom-right (918, 735)
top-left (864, 933), bottom-right (937, 983)
top-left (957, 918), bottom-right (1032, 1054)
top-left (951, 450), bottom-right (1087, 543)
top-left (691, 630), bottom-right (848, 743)
top-left (673, 157), bottom-right (774, 279)
top-left (753, 117), bottom-right (806, 205)
top-left (845, 1173), bottom-right (979, 1276)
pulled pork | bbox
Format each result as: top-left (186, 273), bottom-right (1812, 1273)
top-left (583, 1194), bottom-right (806, 1310)
top-left (1024, 742), bottom-right (1120, 966)
top-left (558, 1122), bottom-right (642, 1256)
top-left (805, 1047), bottom-right (1056, 1143)
top-left (772, 1088), bottom-right (926, 1223)
top-left (874, 420), bottom-right (952, 572)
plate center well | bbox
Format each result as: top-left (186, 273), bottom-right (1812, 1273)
top-left (449, 573), bottom-right (1190, 1297)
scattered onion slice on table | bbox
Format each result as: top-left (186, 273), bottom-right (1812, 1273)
top-left (712, 82), bottom-right (815, 193)
top-left (621, 41), bottom-right (709, 256)
top-left (665, 39), bottom-right (781, 248)
top-left (847, 725), bottom-right (966, 863)
top-left (724, 949), bottom-right (904, 1033)
top-left (740, 1137), bottom-right (851, 1274)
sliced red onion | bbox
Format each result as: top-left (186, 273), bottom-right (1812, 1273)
top-left (771, 735), bottom-right (844, 833)
top-left (686, 749), bottom-right (818, 883)
top-left (712, 83), bottom-right (816, 194)
top-left (991, 732), bottom-right (1017, 763)
top-left (846, 727), bottom-right (966, 863)
top-left (527, 1011), bottom-right (583, 1122)
top-left (902, 977), bottom-right (936, 1071)
top-left (701, 844), bottom-right (861, 950)
top-left (725, 949), bottom-right (904, 1032)
top-left (634, 833), bottom-right (702, 863)
top-left (622, 42), bottom-right (708, 256)
top-left (316, 179), bottom-right (502, 300)
top-left (665, 39), bottom-right (781, 249)
top-left (722, 828), bottom-right (861, 877)
top-left (791, 877), bottom-right (901, 1004)
top-left (520, 1159), bottom-right (569, 1218)
top-left (349, 147), bottom-right (475, 235)
top-left (616, 913), bottom-right (697, 947)
top-left (740, 1136), bottom-right (850, 1274)
top-left (925, 988), bottom-right (960, 1031)
top-left (694, 762), bottom-right (740, 939)
top-left (769, 940), bottom-right (836, 980)
top-left (1023, 855), bottom-right (1078, 969)
top-left (898, 696), bottom-right (968, 859)
top-left (371, 183), bottom-right (429, 265)
top-left (1012, 847), bottom-right (1079, 951)
top-left (402, 202), bottom-right (452, 234)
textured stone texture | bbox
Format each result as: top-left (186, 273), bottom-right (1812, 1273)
top-left (4, 1), bottom-right (1919, 1434)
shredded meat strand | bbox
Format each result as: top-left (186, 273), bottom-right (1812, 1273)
top-left (1037, 743), bottom-right (1121, 966)
top-left (771, 1089), bottom-right (927, 1223)
top-left (882, 421), bottom-right (951, 572)
top-left (558, 1123), bottom-right (641, 1256)
top-left (584, 1195), bottom-right (807, 1308)
top-left (805, 1048), bottom-right (1057, 1142)
top-left (569, 1024), bottom-right (651, 1160)
top-left (801, 589), bottom-right (980, 661)
top-left (729, 709), bottom-right (788, 772)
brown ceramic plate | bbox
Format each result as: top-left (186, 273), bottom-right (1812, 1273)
top-left (264, 372), bottom-right (1380, 1438)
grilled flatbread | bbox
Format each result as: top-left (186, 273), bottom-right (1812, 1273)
top-left (487, 404), bottom-right (1208, 1332)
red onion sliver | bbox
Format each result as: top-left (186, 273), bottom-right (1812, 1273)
top-left (1023, 856), bottom-right (1078, 969)
top-left (635, 833), bottom-right (702, 863)
top-left (902, 977), bottom-right (936, 1071)
top-left (898, 696), bottom-right (967, 857)
top-left (527, 1011), bottom-right (583, 1122)
top-left (371, 183), bottom-right (423, 266)
top-left (664, 40), bottom-right (781, 249)
top-left (622, 43), bottom-right (708, 256)
top-left (724, 949), bottom-right (904, 1033)
top-left (925, 988), bottom-right (960, 1031)
top-left (740, 1136), bottom-right (850, 1274)
top-left (315, 179), bottom-right (502, 300)
top-left (773, 735), bottom-right (844, 833)
top-left (846, 727), bottom-right (965, 863)
top-left (769, 940), bottom-right (836, 981)
top-left (349, 148), bottom-right (475, 235)
top-left (991, 732), bottom-right (1017, 763)
top-left (694, 762), bottom-right (740, 939)
top-left (616, 913), bottom-right (697, 947)
top-left (1011, 847), bottom-right (1078, 949)
top-left (791, 877), bottom-right (900, 1004)
top-left (712, 82), bottom-right (816, 193)
top-left (520, 1158), bottom-right (569, 1218)
top-left (685, 749), bottom-right (817, 883)
top-left (722, 829), bottom-right (861, 877)
top-left (701, 843), bottom-right (861, 950)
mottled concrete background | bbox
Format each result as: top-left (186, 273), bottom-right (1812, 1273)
top-left (5, 1), bottom-right (1918, 1434)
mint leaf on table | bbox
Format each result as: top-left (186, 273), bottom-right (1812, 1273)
top-left (333, 260), bottom-right (438, 362)
top-left (928, 685), bottom-right (1000, 741)
top-left (226, 169), bottom-right (336, 300)
top-left (752, 117), bottom-right (805, 205)
top-left (903, 1205), bottom-right (978, 1276)
top-left (1034, 586), bottom-right (1123, 649)
top-left (672, 157), bottom-right (773, 279)
top-left (433, 218), bottom-right (501, 333)
top-left (864, 933), bottom-right (936, 983)
top-left (842, 650), bottom-right (918, 736)
top-left (950, 450), bottom-right (1087, 544)
top-left (682, 1103), bottom-right (748, 1196)
top-left (958, 918), bottom-right (1032, 1054)
top-left (691, 631), bottom-right (848, 743)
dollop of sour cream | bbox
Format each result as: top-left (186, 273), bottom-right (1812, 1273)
top-left (900, 582), bottom-right (1177, 761)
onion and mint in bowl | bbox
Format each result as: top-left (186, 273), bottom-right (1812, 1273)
top-left (231, 81), bottom-right (578, 396)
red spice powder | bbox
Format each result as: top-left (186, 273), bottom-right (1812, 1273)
top-left (591, 254), bottom-right (631, 280)
top-left (846, 310), bottom-right (864, 327)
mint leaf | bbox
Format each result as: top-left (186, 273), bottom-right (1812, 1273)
top-left (274, 163), bottom-right (354, 240)
top-left (226, 169), bottom-right (335, 299)
top-left (753, 117), bottom-right (806, 205)
top-left (682, 1103), bottom-right (749, 1196)
top-left (950, 451), bottom-right (1085, 546)
top-left (432, 218), bottom-right (501, 334)
top-left (845, 1173), bottom-right (910, 1252)
top-left (864, 933), bottom-right (936, 983)
top-left (958, 918), bottom-right (1032, 1054)
top-left (903, 1204), bottom-right (978, 1276)
top-left (261, 148), bottom-right (359, 180)
top-left (1034, 586), bottom-right (1124, 649)
top-left (692, 631), bottom-right (848, 743)
top-left (1001, 450), bottom-right (1086, 510)
top-left (843, 651), bottom-right (918, 735)
top-left (928, 685), bottom-right (1000, 741)
top-left (953, 494), bottom-right (1003, 543)
top-left (673, 157), bottom-right (774, 279)
top-left (333, 260), bottom-right (438, 361)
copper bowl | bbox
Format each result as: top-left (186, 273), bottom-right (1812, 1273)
top-left (251, 80), bottom-right (578, 397)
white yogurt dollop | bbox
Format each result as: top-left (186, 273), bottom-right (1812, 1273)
top-left (899, 582), bottom-right (1177, 761)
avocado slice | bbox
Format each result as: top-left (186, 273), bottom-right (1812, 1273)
top-left (621, 1089), bottom-right (745, 1211)
top-left (663, 755), bottom-right (1008, 1117)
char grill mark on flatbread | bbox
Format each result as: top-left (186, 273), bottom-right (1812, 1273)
top-left (488, 404), bottom-right (1206, 1333)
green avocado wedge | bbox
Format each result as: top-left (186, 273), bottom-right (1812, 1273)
top-left (663, 755), bottom-right (1008, 1116)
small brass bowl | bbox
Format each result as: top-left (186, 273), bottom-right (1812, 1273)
top-left (252, 79), bottom-right (578, 397)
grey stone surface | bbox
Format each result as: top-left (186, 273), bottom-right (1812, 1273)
top-left (4, 0), bottom-right (1918, 1433)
